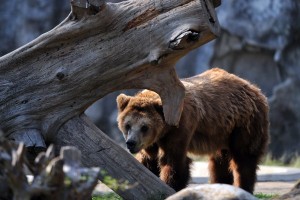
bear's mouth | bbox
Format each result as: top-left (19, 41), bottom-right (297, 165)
top-left (129, 148), bottom-right (140, 154)
top-left (127, 144), bottom-right (143, 154)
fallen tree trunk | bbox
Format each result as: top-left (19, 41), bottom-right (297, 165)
top-left (55, 114), bottom-right (176, 199)
top-left (0, 0), bottom-right (220, 198)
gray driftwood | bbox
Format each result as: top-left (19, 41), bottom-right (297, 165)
top-left (0, 0), bottom-right (220, 199)
top-left (0, 132), bottom-right (100, 200)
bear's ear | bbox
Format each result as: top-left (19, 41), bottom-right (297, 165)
top-left (116, 94), bottom-right (131, 111)
top-left (154, 102), bottom-right (165, 120)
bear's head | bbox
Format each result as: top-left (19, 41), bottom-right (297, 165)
top-left (116, 90), bottom-right (165, 153)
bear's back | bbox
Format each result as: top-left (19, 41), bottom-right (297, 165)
top-left (181, 68), bottom-right (269, 155)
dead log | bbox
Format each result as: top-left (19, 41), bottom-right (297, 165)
top-left (0, 133), bottom-right (100, 200)
top-left (55, 114), bottom-right (176, 199)
top-left (0, 0), bottom-right (220, 199)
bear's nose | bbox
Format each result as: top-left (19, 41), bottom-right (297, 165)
top-left (126, 140), bottom-right (137, 150)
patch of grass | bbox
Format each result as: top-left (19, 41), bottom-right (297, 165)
top-left (255, 192), bottom-right (279, 199)
top-left (191, 154), bottom-right (300, 168)
top-left (262, 154), bottom-right (286, 167)
top-left (100, 170), bottom-right (131, 191)
top-left (290, 156), bottom-right (300, 168)
top-left (92, 193), bottom-right (122, 200)
top-left (262, 154), bottom-right (300, 168)
top-left (189, 154), bottom-right (209, 161)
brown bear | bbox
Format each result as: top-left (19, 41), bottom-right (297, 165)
top-left (116, 68), bottom-right (269, 193)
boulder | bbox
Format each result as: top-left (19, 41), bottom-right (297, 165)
top-left (175, 41), bottom-right (215, 78)
top-left (0, 1), bottom-right (18, 55)
top-left (210, 31), bottom-right (282, 97)
top-left (166, 184), bottom-right (257, 200)
top-left (210, 0), bottom-right (300, 160)
top-left (217, 0), bottom-right (298, 49)
top-left (0, 1), bottom-right (69, 55)
top-left (268, 78), bottom-right (300, 161)
top-left (278, 43), bottom-right (300, 80)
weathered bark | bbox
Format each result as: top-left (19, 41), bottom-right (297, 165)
top-left (0, 138), bottom-right (100, 200)
top-left (0, 0), bottom-right (220, 199)
top-left (0, 0), bottom-right (219, 143)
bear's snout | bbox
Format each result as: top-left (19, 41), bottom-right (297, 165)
top-left (126, 140), bottom-right (138, 153)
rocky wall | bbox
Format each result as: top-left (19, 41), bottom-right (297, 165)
top-left (208, 0), bottom-right (300, 161)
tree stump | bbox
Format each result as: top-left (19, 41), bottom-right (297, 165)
top-left (0, 131), bottom-right (100, 200)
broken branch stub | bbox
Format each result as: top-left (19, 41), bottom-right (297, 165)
top-left (87, 0), bottom-right (105, 7)
top-left (212, 0), bottom-right (221, 8)
top-left (0, 140), bottom-right (100, 200)
top-left (71, 0), bottom-right (105, 8)
top-left (71, 0), bottom-right (106, 17)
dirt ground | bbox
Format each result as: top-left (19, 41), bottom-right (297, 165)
top-left (191, 162), bottom-right (300, 196)
top-left (93, 161), bottom-right (300, 196)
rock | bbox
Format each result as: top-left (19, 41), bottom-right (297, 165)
top-left (210, 31), bottom-right (282, 97)
top-left (0, 0), bottom-right (69, 56)
top-left (277, 43), bottom-right (300, 80)
top-left (210, 0), bottom-right (300, 160)
top-left (175, 41), bottom-right (215, 78)
top-left (268, 78), bottom-right (300, 161)
top-left (217, 0), bottom-right (299, 49)
top-left (85, 92), bottom-right (122, 142)
top-left (166, 184), bottom-right (257, 200)
top-left (0, 1), bottom-right (18, 55)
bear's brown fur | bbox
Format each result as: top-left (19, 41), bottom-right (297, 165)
top-left (116, 68), bottom-right (269, 193)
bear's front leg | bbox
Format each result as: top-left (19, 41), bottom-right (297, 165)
top-left (136, 143), bottom-right (160, 177)
top-left (159, 151), bottom-right (192, 191)
top-left (159, 145), bottom-right (192, 191)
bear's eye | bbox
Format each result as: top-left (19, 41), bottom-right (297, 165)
top-left (141, 125), bottom-right (148, 133)
top-left (125, 124), bottom-right (131, 130)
